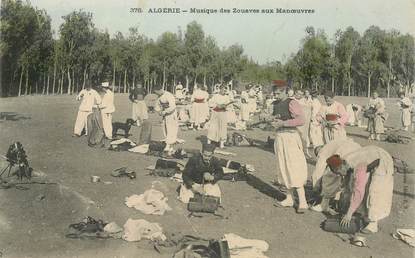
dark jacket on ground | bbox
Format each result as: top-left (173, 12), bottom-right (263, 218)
top-left (182, 153), bottom-right (224, 189)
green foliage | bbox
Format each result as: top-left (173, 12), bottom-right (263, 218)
top-left (1, 1), bottom-right (414, 97)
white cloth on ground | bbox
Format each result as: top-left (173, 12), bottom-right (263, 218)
top-left (122, 218), bottom-right (166, 242)
top-left (393, 229), bottom-right (415, 247)
top-left (224, 233), bottom-right (269, 258)
top-left (178, 183), bottom-right (221, 204)
top-left (125, 189), bottom-right (172, 215)
top-left (104, 222), bottom-right (123, 233)
top-left (111, 138), bottom-right (137, 146)
top-left (128, 144), bottom-right (149, 153)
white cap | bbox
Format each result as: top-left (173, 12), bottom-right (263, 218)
top-left (101, 82), bottom-right (110, 87)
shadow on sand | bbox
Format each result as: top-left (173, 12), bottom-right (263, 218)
top-left (0, 112), bottom-right (31, 121)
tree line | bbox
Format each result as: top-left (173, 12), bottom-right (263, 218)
top-left (1, 0), bottom-right (414, 97)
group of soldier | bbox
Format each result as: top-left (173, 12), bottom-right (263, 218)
top-left (72, 79), bottom-right (414, 239)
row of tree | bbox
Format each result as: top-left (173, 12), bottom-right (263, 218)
top-left (1, 0), bottom-right (414, 97)
top-left (284, 26), bottom-right (415, 97)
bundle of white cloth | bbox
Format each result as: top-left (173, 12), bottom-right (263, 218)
top-left (224, 233), bottom-right (269, 258)
top-left (122, 218), bottom-right (166, 242)
top-left (125, 189), bottom-right (172, 215)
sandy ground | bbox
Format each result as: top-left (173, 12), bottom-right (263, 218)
top-left (0, 94), bottom-right (414, 258)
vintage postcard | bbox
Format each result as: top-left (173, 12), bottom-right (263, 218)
top-left (0, 0), bottom-right (414, 257)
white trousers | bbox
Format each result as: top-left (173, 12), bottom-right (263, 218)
top-left (163, 112), bottom-right (179, 145)
top-left (309, 122), bottom-right (324, 147)
top-left (240, 104), bottom-right (250, 121)
top-left (274, 130), bottom-right (308, 189)
top-left (101, 112), bottom-right (113, 139)
top-left (74, 110), bottom-right (91, 135)
top-left (178, 183), bottom-right (222, 204)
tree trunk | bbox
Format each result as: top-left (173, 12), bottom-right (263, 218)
top-left (52, 63), bottom-right (57, 94)
top-left (387, 58), bottom-right (392, 98)
top-left (112, 63), bottom-right (116, 92)
top-left (25, 69), bottom-right (29, 95)
top-left (173, 75), bottom-right (176, 89)
top-left (46, 73), bottom-right (50, 95)
top-left (193, 74), bottom-right (197, 89)
top-left (118, 73), bottom-right (121, 93)
top-left (42, 73), bottom-right (46, 95)
top-left (331, 77), bottom-right (335, 93)
top-left (67, 68), bottom-right (72, 94)
top-left (185, 75), bottom-right (189, 90)
top-left (60, 70), bottom-right (64, 95)
top-left (18, 67), bottom-right (24, 96)
top-left (35, 80), bottom-right (38, 95)
top-left (203, 73), bottom-right (207, 87)
top-left (72, 69), bottom-right (76, 94)
top-left (58, 77), bottom-right (61, 95)
top-left (124, 69), bottom-right (127, 93)
top-left (82, 68), bottom-right (87, 89)
top-left (347, 71), bottom-right (351, 96)
top-left (367, 72), bottom-right (371, 98)
top-left (162, 62), bottom-right (166, 89)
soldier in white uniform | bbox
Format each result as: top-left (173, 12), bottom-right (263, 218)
top-left (309, 90), bottom-right (324, 148)
top-left (73, 85), bottom-right (101, 137)
top-left (239, 85), bottom-right (251, 125)
top-left (207, 85), bottom-right (231, 149)
top-left (319, 91), bottom-right (349, 143)
top-left (190, 85), bottom-right (210, 130)
top-left (99, 82), bottom-right (115, 140)
top-left (398, 92), bottom-right (412, 131)
top-left (154, 85), bottom-right (179, 152)
top-left (272, 81), bottom-right (309, 213)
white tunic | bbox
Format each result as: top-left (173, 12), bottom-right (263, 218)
top-left (399, 97), bottom-right (412, 127)
top-left (190, 89), bottom-right (210, 124)
top-left (312, 138), bottom-right (361, 186)
top-left (319, 101), bottom-right (348, 143)
top-left (309, 98), bottom-right (324, 147)
top-left (208, 94), bottom-right (230, 142)
top-left (156, 91), bottom-right (179, 145)
top-left (100, 90), bottom-right (115, 114)
top-left (77, 89), bottom-right (101, 112)
top-left (240, 90), bottom-right (251, 121)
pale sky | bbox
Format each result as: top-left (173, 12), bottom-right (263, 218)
top-left (32, 0), bottom-right (415, 64)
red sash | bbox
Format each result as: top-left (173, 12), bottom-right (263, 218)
top-left (213, 107), bottom-right (226, 112)
top-left (326, 114), bottom-right (338, 121)
top-left (194, 98), bottom-right (205, 103)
